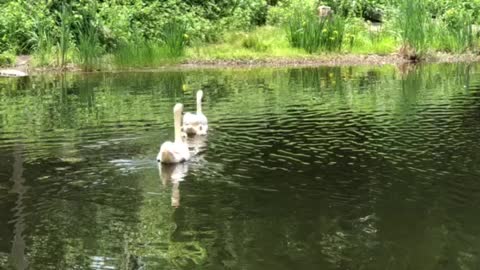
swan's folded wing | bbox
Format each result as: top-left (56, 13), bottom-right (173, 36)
top-left (183, 112), bottom-right (200, 125)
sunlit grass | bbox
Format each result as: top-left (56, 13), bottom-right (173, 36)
top-left (113, 41), bottom-right (181, 68)
top-left (349, 34), bottom-right (397, 55)
top-left (187, 25), bottom-right (398, 61)
top-left (188, 26), bottom-right (321, 60)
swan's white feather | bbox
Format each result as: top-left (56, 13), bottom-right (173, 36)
top-left (183, 112), bottom-right (208, 135)
top-left (157, 103), bottom-right (191, 164)
top-left (157, 141), bottom-right (190, 163)
top-left (182, 90), bottom-right (208, 136)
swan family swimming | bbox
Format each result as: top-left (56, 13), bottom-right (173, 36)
top-left (157, 90), bottom-right (208, 164)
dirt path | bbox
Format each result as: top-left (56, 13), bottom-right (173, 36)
top-left (0, 55), bottom-right (30, 77)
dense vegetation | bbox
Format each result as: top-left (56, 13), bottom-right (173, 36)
top-left (1, 0), bottom-right (480, 70)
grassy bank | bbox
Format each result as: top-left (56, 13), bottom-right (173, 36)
top-left (4, 24), bottom-right (480, 73)
top-left (2, 0), bottom-right (480, 72)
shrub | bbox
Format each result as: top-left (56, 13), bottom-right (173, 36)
top-left (0, 51), bottom-right (15, 66)
top-left (319, 0), bottom-right (386, 21)
top-left (0, 1), bottom-right (35, 53)
top-left (267, 0), bottom-right (317, 25)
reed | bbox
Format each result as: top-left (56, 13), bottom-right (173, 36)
top-left (75, 21), bottom-right (103, 71)
top-left (30, 21), bottom-right (55, 66)
top-left (113, 40), bottom-right (172, 68)
top-left (56, 3), bottom-right (72, 68)
top-left (162, 21), bottom-right (187, 57)
top-left (395, 0), bottom-right (429, 58)
top-left (286, 9), bottom-right (345, 53)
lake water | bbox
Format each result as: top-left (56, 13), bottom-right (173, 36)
top-left (0, 64), bottom-right (480, 269)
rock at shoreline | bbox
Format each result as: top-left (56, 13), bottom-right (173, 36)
top-left (318, 5), bottom-right (333, 19)
top-left (0, 69), bottom-right (28, 77)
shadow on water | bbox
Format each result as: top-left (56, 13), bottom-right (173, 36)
top-left (0, 63), bottom-right (480, 269)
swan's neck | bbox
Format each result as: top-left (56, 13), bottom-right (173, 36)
top-left (174, 109), bottom-right (182, 143)
top-left (196, 92), bottom-right (203, 114)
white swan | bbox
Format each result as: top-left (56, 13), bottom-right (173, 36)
top-left (183, 90), bottom-right (208, 136)
top-left (157, 103), bottom-right (190, 164)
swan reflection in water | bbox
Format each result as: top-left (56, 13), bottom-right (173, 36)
top-left (158, 162), bottom-right (189, 208)
top-left (186, 134), bottom-right (208, 155)
top-left (157, 134), bottom-right (208, 207)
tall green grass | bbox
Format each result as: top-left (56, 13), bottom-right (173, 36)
top-left (30, 20), bottom-right (54, 66)
top-left (113, 21), bottom-right (187, 68)
top-left (162, 21), bottom-right (187, 57)
top-left (76, 24), bottom-right (103, 71)
top-left (437, 14), bottom-right (475, 53)
top-left (393, 0), bottom-right (477, 57)
top-left (113, 40), bottom-right (173, 68)
top-left (74, 3), bottom-right (104, 71)
top-left (395, 0), bottom-right (429, 57)
top-left (241, 33), bottom-right (269, 52)
top-left (286, 9), bottom-right (345, 53)
top-left (56, 3), bottom-right (72, 68)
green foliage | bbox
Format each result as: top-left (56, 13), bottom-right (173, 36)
top-left (429, 18), bottom-right (475, 53)
top-left (0, 50), bottom-right (15, 66)
top-left (320, 0), bottom-right (386, 21)
top-left (269, 0), bottom-right (387, 23)
top-left (286, 8), bottom-right (345, 53)
top-left (0, 1), bottom-right (35, 53)
top-left (241, 33), bottom-right (270, 51)
top-left (344, 18), bottom-right (396, 54)
top-left (29, 19), bottom-right (55, 67)
top-left (56, 3), bottom-right (73, 68)
top-left (2, 0), bottom-right (480, 67)
top-left (74, 3), bottom-right (104, 71)
top-left (0, 0), bottom-right (268, 56)
top-left (162, 21), bottom-right (188, 57)
top-left (424, 0), bottom-right (480, 22)
top-left (113, 40), bottom-right (174, 68)
top-left (267, 0), bottom-right (317, 25)
top-left (393, 0), bottom-right (430, 56)
top-left (387, 0), bottom-right (478, 55)
top-left (76, 22), bottom-right (104, 71)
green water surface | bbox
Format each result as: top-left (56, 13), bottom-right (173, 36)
top-left (0, 64), bottom-right (480, 269)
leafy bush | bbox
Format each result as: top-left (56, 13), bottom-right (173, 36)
top-left (0, 1), bottom-right (35, 53)
top-left (320, 0), bottom-right (386, 21)
top-left (269, 0), bottom-right (386, 23)
top-left (0, 51), bottom-right (15, 66)
top-left (267, 0), bottom-right (317, 25)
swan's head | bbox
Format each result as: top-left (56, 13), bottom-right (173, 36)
top-left (173, 103), bottom-right (184, 115)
